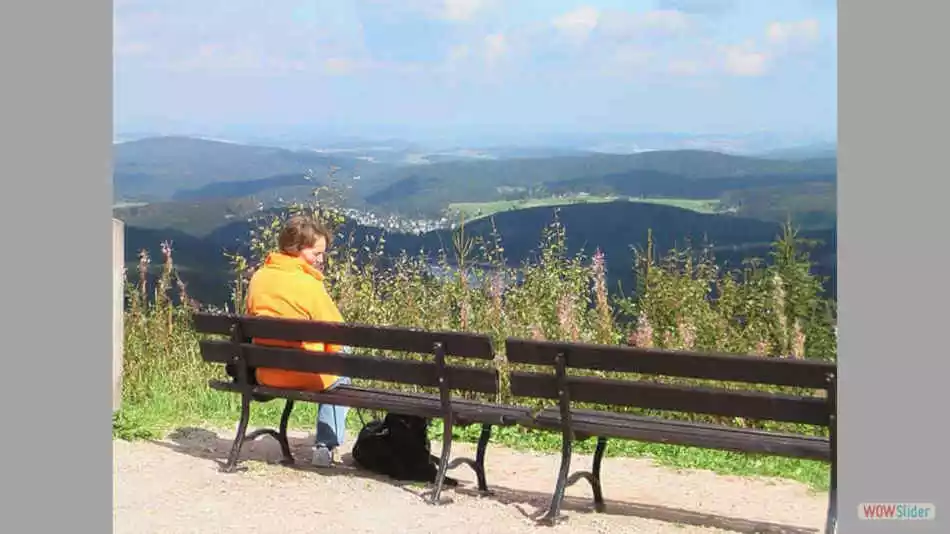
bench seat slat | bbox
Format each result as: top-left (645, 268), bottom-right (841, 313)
top-left (208, 380), bottom-right (532, 427)
top-left (510, 371), bottom-right (830, 426)
top-left (532, 407), bottom-right (830, 461)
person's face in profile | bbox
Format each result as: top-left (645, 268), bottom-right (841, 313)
top-left (300, 236), bottom-right (328, 273)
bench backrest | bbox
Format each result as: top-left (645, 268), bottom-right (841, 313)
top-left (193, 312), bottom-right (498, 396)
top-left (505, 338), bottom-right (837, 426)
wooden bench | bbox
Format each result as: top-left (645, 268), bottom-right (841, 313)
top-left (506, 338), bottom-right (838, 533)
top-left (192, 312), bottom-right (532, 504)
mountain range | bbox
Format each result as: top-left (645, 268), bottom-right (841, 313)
top-left (113, 136), bottom-right (837, 307)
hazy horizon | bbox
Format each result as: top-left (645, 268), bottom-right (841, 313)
top-left (115, 0), bottom-right (837, 145)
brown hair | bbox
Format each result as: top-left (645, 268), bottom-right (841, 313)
top-left (277, 215), bottom-right (331, 256)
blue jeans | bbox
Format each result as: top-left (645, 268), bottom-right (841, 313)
top-left (315, 375), bottom-right (351, 450)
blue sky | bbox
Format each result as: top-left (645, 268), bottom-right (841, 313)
top-left (114, 0), bottom-right (837, 140)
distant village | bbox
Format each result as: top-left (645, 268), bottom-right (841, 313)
top-left (338, 207), bottom-right (454, 235)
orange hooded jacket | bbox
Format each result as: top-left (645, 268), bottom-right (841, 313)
top-left (245, 251), bottom-right (343, 391)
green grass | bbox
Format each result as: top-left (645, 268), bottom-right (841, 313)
top-left (448, 196), bottom-right (721, 221)
top-left (629, 197), bottom-right (721, 213)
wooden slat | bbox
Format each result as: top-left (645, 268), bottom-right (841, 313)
top-left (200, 340), bottom-right (498, 394)
top-left (505, 338), bottom-right (835, 389)
top-left (209, 381), bottom-right (532, 426)
top-left (210, 380), bottom-right (448, 419)
top-left (532, 408), bottom-right (830, 461)
top-left (191, 312), bottom-right (234, 336)
top-left (509, 372), bottom-right (831, 426)
top-left (193, 312), bottom-right (494, 359)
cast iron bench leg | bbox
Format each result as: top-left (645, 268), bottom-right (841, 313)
top-left (429, 414), bottom-right (455, 504)
top-left (277, 399), bottom-right (295, 464)
top-left (539, 427), bottom-right (573, 525)
top-left (243, 399), bottom-right (296, 465)
top-left (825, 487), bottom-right (837, 533)
top-left (542, 436), bottom-right (609, 524)
top-left (473, 424), bottom-right (493, 493)
top-left (445, 423), bottom-right (494, 494)
top-left (562, 436), bottom-right (607, 513)
top-left (825, 457), bottom-right (837, 533)
top-left (223, 394), bottom-right (252, 473)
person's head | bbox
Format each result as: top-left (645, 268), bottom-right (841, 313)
top-left (278, 215), bottom-right (332, 271)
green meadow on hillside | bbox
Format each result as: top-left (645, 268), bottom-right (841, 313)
top-left (448, 196), bottom-right (722, 221)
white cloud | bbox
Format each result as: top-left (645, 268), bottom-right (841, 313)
top-left (667, 58), bottom-right (704, 76)
top-left (441, 0), bottom-right (489, 22)
top-left (587, 43), bottom-right (654, 78)
top-left (721, 44), bottom-right (769, 76)
top-left (322, 57), bottom-right (432, 77)
top-left (377, 0), bottom-right (492, 22)
top-left (611, 44), bottom-right (653, 68)
top-left (766, 19), bottom-right (821, 47)
top-left (167, 42), bottom-right (311, 75)
top-left (436, 33), bottom-right (512, 79)
top-left (649, 19), bottom-right (823, 80)
top-left (114, 42), bottom-right (151, 58)
top-left (323, 57), bottom-right (359, 76)
top-left (113, 9), bottom-right (168, 60)
top-left (661, 17), bottom-right (822, 80)
top-left (550, 7), bottom-right (691, 45)
top-left (484, 33), bottom-right (507, 65)
top-left (598, 9), bottom-right (692, 40)
top-left (448, 44), bottom-right (471, 63)
top-left (639, 9), bottom-right (692, 33)
top-left (657, 0), bottom-right (736, 15)
top-left (440, 43), bottom-right (472, 78)
top-left (552, 6), bottom-right (601, 43)
top-left (558, 8), bottom-right (692, 76)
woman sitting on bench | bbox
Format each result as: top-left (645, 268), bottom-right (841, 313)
top-left (245, 215), bottom-right (351, 469)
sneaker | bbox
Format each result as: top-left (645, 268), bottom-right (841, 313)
top-left (311, 445), bottom-right (334, 468)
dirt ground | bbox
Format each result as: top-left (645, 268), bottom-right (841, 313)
top-left (114, 427), bottom-right (828, 534)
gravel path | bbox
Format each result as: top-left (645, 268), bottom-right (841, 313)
top-left (114, 427), bottom-right (827, 534)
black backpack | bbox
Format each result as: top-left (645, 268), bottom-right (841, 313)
top-left (352, 413), bottom-right (458, 487)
